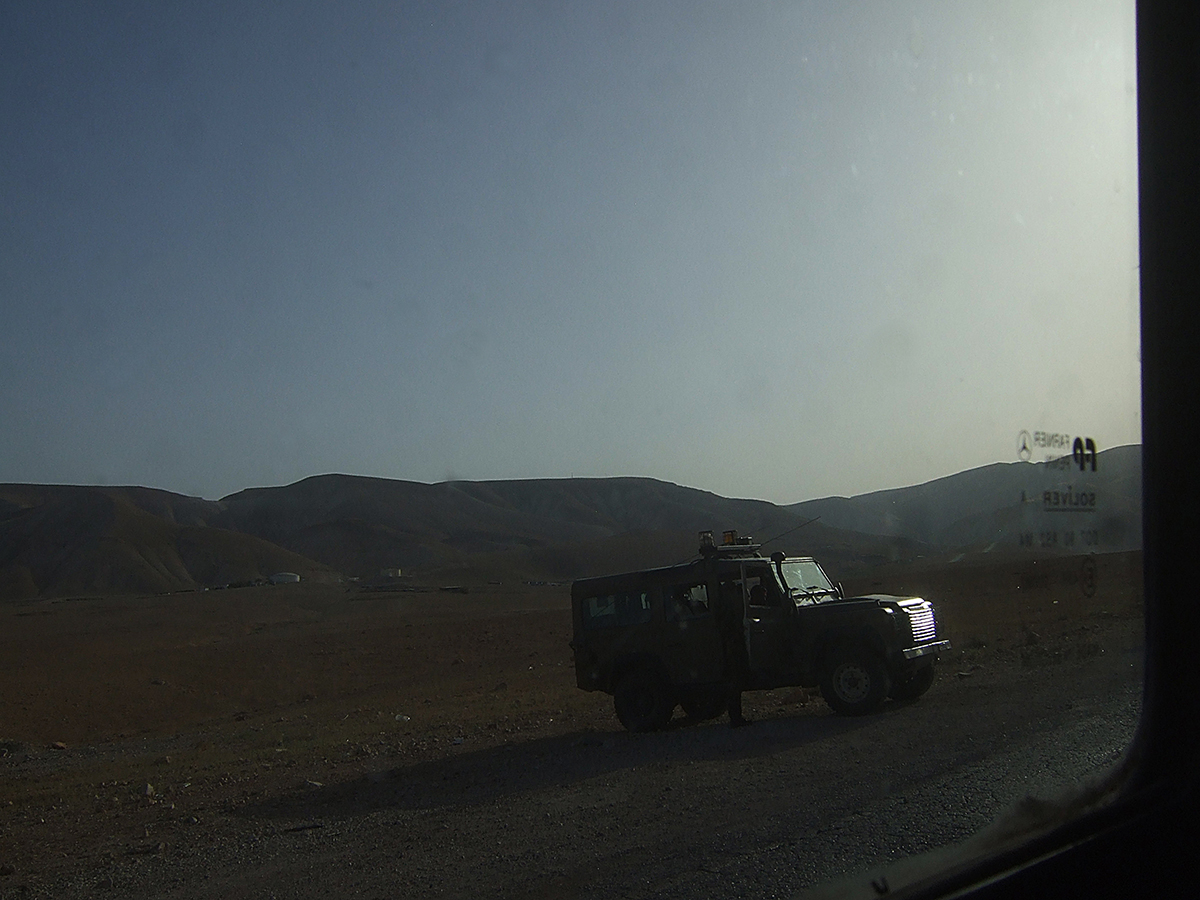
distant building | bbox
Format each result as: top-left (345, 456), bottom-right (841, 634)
top-left (269, 572), bottom-right (301, 584)
top-left (380, 567), bottom-right (403, 579)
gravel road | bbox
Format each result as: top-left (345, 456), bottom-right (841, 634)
top-left (13, 629), bottom-right (1141, 900)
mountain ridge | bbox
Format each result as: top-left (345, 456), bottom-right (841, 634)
top-left (786, 445), bottom-right (1141, 551)
top-left (0, 446), bottom-right (1141, 599)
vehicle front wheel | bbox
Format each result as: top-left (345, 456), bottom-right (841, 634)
top-left (613, 670), bottom-right (674, 732)
top-left (821, 646), bottom-right (891, 716)
top-left (890, 663), bottom-right (935, 702)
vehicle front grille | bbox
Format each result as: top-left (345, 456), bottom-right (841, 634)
top-left (906, 602), bottom-right (937, 644)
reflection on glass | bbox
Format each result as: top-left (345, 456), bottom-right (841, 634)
top-left (0, 0), bottom-right (1140, 896)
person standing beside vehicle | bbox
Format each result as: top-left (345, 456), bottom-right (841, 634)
top-left (718, 579), bottom-right (752, 726)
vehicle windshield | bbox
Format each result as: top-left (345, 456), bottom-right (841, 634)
top-left (778, 559), bottom-right (837, 600)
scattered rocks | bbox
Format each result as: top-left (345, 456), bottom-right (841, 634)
top-left (778, 688), bottom-right (812, 705)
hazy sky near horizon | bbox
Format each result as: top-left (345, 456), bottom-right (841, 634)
top-left (1, 2), bottom-right (1139, 504)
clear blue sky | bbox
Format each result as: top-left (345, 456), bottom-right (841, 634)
top-left (1, 1), bottom-right (1139, 504)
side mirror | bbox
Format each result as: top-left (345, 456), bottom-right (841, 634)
top-left (837, 582), bottom-right (845, 599)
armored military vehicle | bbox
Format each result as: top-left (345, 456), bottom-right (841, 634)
top-left (570, 530), bottom-right (950, 731)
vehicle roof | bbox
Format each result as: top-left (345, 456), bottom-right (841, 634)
top-left (571, 553), bottom-right (817, 596)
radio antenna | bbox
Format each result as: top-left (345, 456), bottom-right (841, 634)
top-left (760, 516), bottom-right (821, 549)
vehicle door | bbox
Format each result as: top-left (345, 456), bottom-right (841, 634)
top-left (661, 580), bottom-right (726, 685)
top-left (740, 563), bottom-right (791, 678)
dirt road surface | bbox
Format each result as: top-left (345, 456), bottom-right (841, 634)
top-left (0, 553), bottom-right (1143, 898)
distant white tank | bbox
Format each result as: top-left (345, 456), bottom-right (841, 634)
top-left (269, 572), bottom-right (301, 584)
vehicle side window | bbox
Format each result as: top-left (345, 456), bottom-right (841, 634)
top-left (583, 590), bottom-right (653, 629)
top-left (665, 583), bottom-right (710, 621)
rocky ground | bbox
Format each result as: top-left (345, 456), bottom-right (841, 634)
top-left (0, 553), bottom-right (1143, 898)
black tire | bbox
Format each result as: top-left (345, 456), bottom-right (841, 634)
top-left (613, 670), bottom-right (674, 732)
top-left (680, 687), bottom-right (727, 722)
top-left (890, 663), bottom-right (935, 702)
top-left (820, 645), bottom-right (891, 716)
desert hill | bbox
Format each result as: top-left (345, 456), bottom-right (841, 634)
top-left (0, 446), bottom-right (1142, 599)
top-left (0, 476), bottom-right (929, 598)
top-left (211, 475), bottom-right (875, 577)
top-left (0, 485), bottom-right (336, 600)
top-left (786, 445), bottom-right (1141, 552)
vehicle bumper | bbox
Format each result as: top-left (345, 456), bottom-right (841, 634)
top-left (902, 640), bottom-right (951, 660)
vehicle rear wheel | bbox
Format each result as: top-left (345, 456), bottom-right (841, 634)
top-left (820, 646), bottom-right (891, 716)
top-left (613, 670), bottom-right (674, 732)
top-left (680, 687), bottom-right (726, 722)
top-left (890, 663), bottom-right (935, 702)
